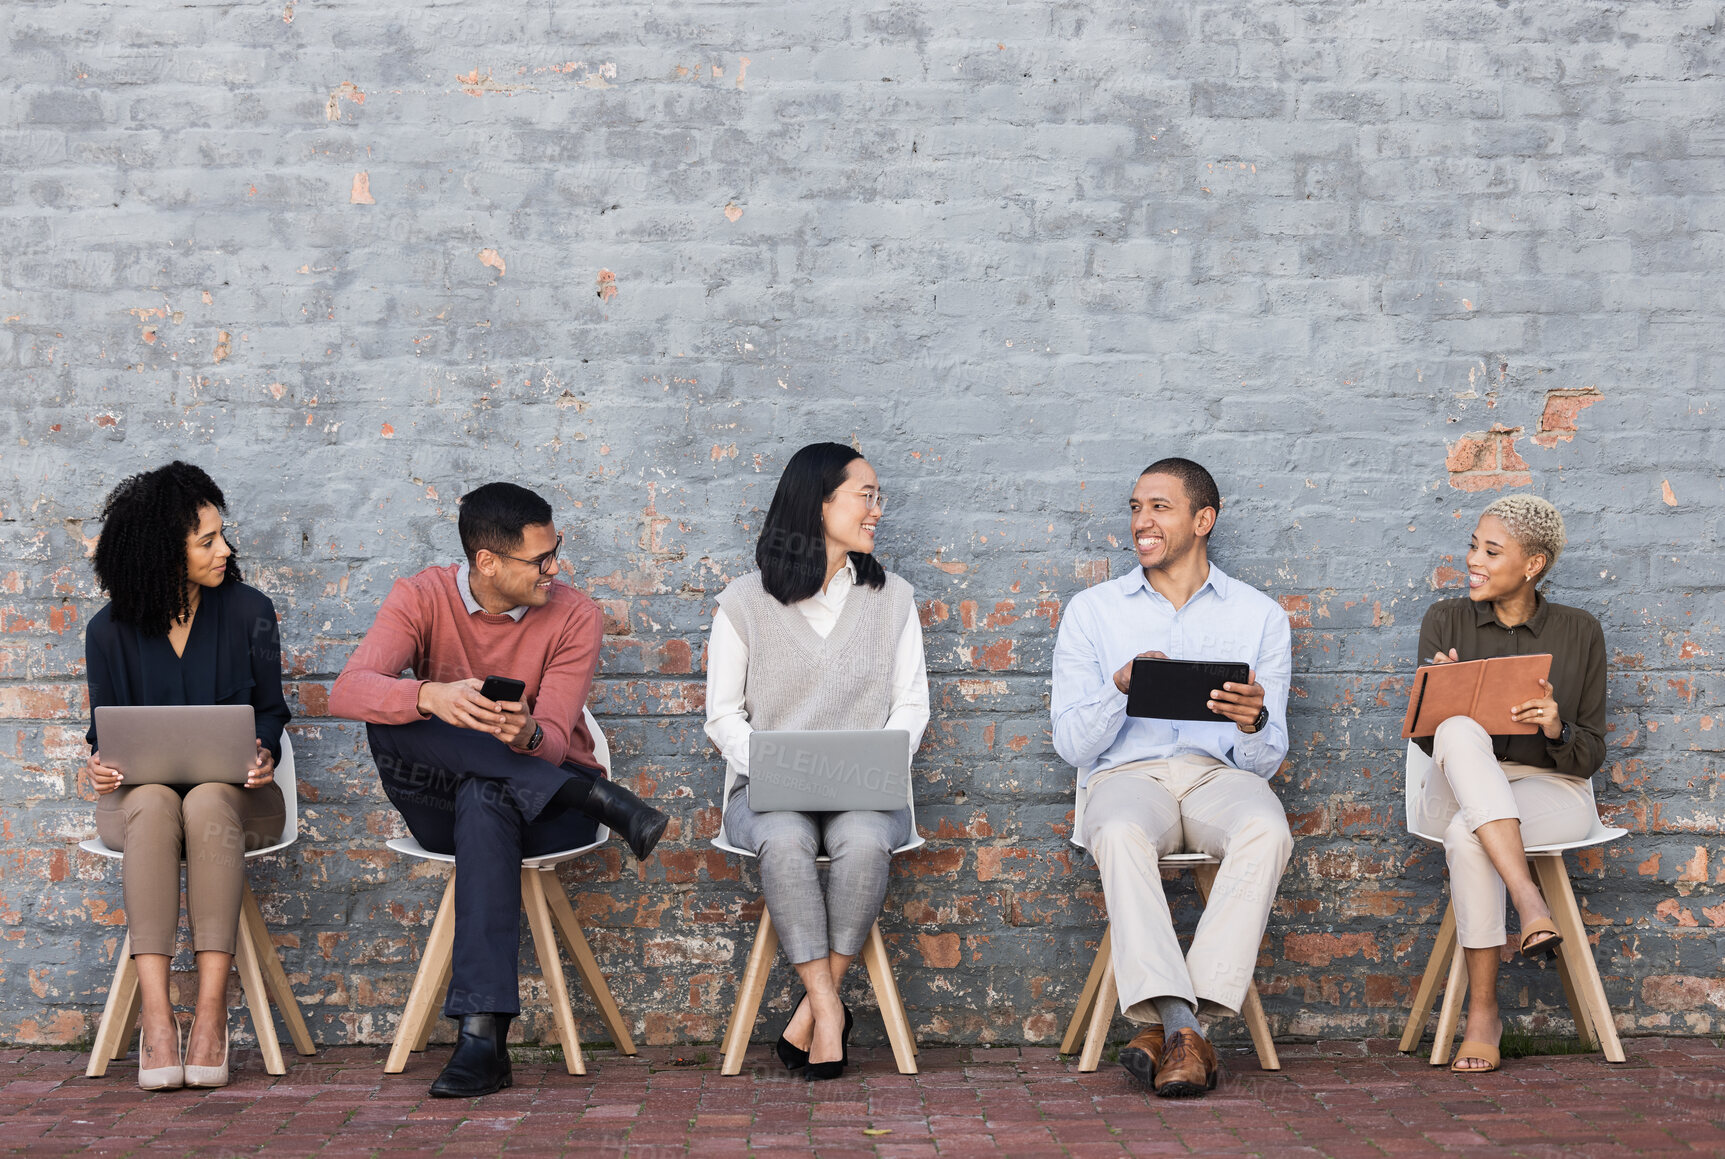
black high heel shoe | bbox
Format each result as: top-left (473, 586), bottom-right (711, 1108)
top-left (775, 992), bottom-right (811, 1070)
top-left (804, 1002), bottom-right (853, 1081)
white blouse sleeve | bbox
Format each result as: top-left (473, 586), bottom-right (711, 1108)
top-left (703, 607), bottom-right (753, 777)
top-left (884, 610), bottom-right (930, 763)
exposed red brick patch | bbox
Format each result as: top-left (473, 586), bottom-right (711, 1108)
top-left (1446, 424), bottom-right (1531, 491)
top-left (1278, 594), bottom-right (1312, 629)
top-left (1530, 387), bottom-right (1603, 448)
top-left (970, 639), bottom-right (1017, 671)
top-left (653, 638), bottom-right (693, 674)
top-left (917, 932), bottom-right (960, 968)
top-left (1283, 932), bottom-right (1382, 967)
top-left (1642, 974), bottom-right (1725, 1011)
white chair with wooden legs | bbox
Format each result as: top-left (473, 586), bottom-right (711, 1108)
top-left (1060, 770), bottom-right (1280, 1073)
top-left (83, 734), bottom-right (317, 1079)
top-left (1397, 741), bottom-right (1627, 1065)
top-left (383, 708), bottom-right (637, 1077)
top-left (712, 759), bottom-right (924, 1076)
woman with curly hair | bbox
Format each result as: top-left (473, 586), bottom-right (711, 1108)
top-left (84, 462), bottom-right (289, 1089)
top-left (1412, 495), bottom-right (1607, 1075)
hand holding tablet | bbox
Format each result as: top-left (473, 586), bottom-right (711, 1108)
top-left (1122, 655), bottom-right (1262, 727)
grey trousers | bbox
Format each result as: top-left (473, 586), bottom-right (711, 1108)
top-left (724, 788), bottom-right (911, 964)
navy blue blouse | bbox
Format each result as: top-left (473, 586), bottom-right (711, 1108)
top-left (84, 581), bottom-right (291, 761)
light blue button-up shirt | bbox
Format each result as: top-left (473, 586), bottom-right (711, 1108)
top-left (1051, 562), bottom-right (1292, 783)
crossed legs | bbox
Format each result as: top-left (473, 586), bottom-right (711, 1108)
top-left (1423, 716), bottom-right (1596, 1068)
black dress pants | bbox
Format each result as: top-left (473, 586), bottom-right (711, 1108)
top-left (368, 718), bottom-right (602, 1017)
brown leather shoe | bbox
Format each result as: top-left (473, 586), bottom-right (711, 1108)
top-left (1118, 1025), bottom-right (1165, 1089)
top-left (1152, 1028), bottom-right (1218, 1098)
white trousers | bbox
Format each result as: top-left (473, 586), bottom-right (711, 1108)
top-left (1413, 716), bottom-right (1597, 949)
top-left (1081, 755), bottom-right (1293, 1020)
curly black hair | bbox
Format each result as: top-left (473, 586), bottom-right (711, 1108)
top-left (92, 462), bottom-right (240, 636)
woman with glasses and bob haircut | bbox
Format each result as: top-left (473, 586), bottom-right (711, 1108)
top-left (83, 462), bottom-right (289, 1090)
top-left (1412, 494), bottom-right (1607, 1076)
top-left (706, 441), bottom-right (929, 1080)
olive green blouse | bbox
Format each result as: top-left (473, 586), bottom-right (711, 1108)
top-left (1415, 594), bottom-right (1607, 778)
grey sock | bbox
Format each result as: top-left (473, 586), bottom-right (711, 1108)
top-left (1153, 995), bottom-right (1202, 1039)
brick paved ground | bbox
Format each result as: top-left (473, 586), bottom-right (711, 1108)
top-left (3, 1037), bottom-right (1723, 1157)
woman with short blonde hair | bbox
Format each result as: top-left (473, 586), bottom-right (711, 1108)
top-left (1412, 494), bottom-right (1606, 1075)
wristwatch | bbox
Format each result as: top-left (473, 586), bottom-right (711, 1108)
top-left (1553, 721), bottom-right (1571, 747)
top-left (524, 722), bottom-right (544, 752)
top-left (1243, 706), bottom-right (1270, 734)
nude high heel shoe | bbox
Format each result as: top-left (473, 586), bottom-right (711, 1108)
top-left (138, 1018), bottom-right (184, 1091)
top-left (183, 1015), bottom-right (230, 1089)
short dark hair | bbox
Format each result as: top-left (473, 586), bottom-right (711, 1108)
top-left (1140, 457), bottom-right (1221, 533)
top-left (458, 482), bottom-right (553, 561)
top-left (756, 442), bottom-right (887, 605)
top-left (93, 461), bottom-right (240, 636)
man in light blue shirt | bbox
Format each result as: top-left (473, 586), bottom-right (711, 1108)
top-left (1052, 458), bottom-right (1293, 1099)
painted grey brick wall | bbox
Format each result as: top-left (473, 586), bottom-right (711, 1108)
top-left (2, 1), bottom-right (1721, 1050)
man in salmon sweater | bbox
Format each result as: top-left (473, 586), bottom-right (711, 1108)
top-left (331, 482), bottom-right (667, 1098)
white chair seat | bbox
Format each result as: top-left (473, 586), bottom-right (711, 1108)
top-left (385, 834), bottom-right (608, 871)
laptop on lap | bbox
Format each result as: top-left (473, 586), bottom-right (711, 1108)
top-left (747, 729), bottom-right (912, 812)
top-left (94, 705), bottom-right (257, 785)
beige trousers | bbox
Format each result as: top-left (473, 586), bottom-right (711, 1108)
top-left (96, 782), bottom-right (285, 957)
top-left (1413, 716), bottom-right (1597, 949)
top-left (1081, 754), bottom-right (1293, 1020)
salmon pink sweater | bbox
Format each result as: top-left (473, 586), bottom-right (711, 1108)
top-left (330, 564), bottom-right (603, 769)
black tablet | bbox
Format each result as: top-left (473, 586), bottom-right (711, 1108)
top-left (1125, 657), bottom-right (1252, 721)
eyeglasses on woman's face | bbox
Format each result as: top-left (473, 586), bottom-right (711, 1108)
top-left (834, 487), bottom-right (886, 513)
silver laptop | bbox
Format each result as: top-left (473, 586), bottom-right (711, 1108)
top-left (94, 705), bottom-right (257, 785)
top-left (747, 729), bottom-right (912, 813)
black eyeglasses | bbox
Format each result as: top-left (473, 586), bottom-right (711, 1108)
top-left (495, 534), bottom-right (563, 575)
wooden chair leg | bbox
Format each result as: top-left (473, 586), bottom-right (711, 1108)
top-left (1428, 936), bottom-right (1469, 1067)
top-left (860, 922), bottom-right (917, 1075)
top-left (241, 885), bottom-right (315, 1057)
top-left (1240, 982), bottom-right (1280, 1071)
top-left (720, 909), bottom-right (779, 1076)
top-left (234, 915), bottom-right (288, 1076)
top-left (387, 873), bottom-right (457, 1074)
top-left (1533, 855), bottom-right (1598, 1049)
top-left (542, 869), bottom-right (637, 1055)
top-left (521, 868), bottom-right (584, 1076)
top-left (1061, 926), bottom-right (1111, 1056)
top-left (413, 952), bottom-right (453, 1053)
top-left (1533, 854), bottom-right (1625, 1063)
top-left (1078, 938), bottom-right (1117, 1074)
top-left (1400, 902), bottom-right (1457, 1053)
top-left (86, 934), bottom-right (137, 1078)
top-left (118, 979), bottom-right (142, 1063)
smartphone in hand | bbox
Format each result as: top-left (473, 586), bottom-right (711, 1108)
top-left (479, 675), bottom-right (526, 704)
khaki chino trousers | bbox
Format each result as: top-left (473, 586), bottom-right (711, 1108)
top-left (1081, 754), bottom-right (1293, 1021)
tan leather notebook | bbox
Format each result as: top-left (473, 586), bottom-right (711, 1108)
top-left (1400, 654), bottom-right (1553, 738)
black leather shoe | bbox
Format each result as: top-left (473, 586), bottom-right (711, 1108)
top-left (775, 993), bottom-right (810, 1070)
top-left (582, 777), bottom-right (669, 860)
top-left (429, 1014), bottom-right (513, 1098)
top-left (803, 1003), bottom-right (853, 1081)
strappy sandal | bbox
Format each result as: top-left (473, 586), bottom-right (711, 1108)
top-left (1518, 918), bottom-right (1563, 959)
top-left (1450, 1041), bottom-right (1500, 1074)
